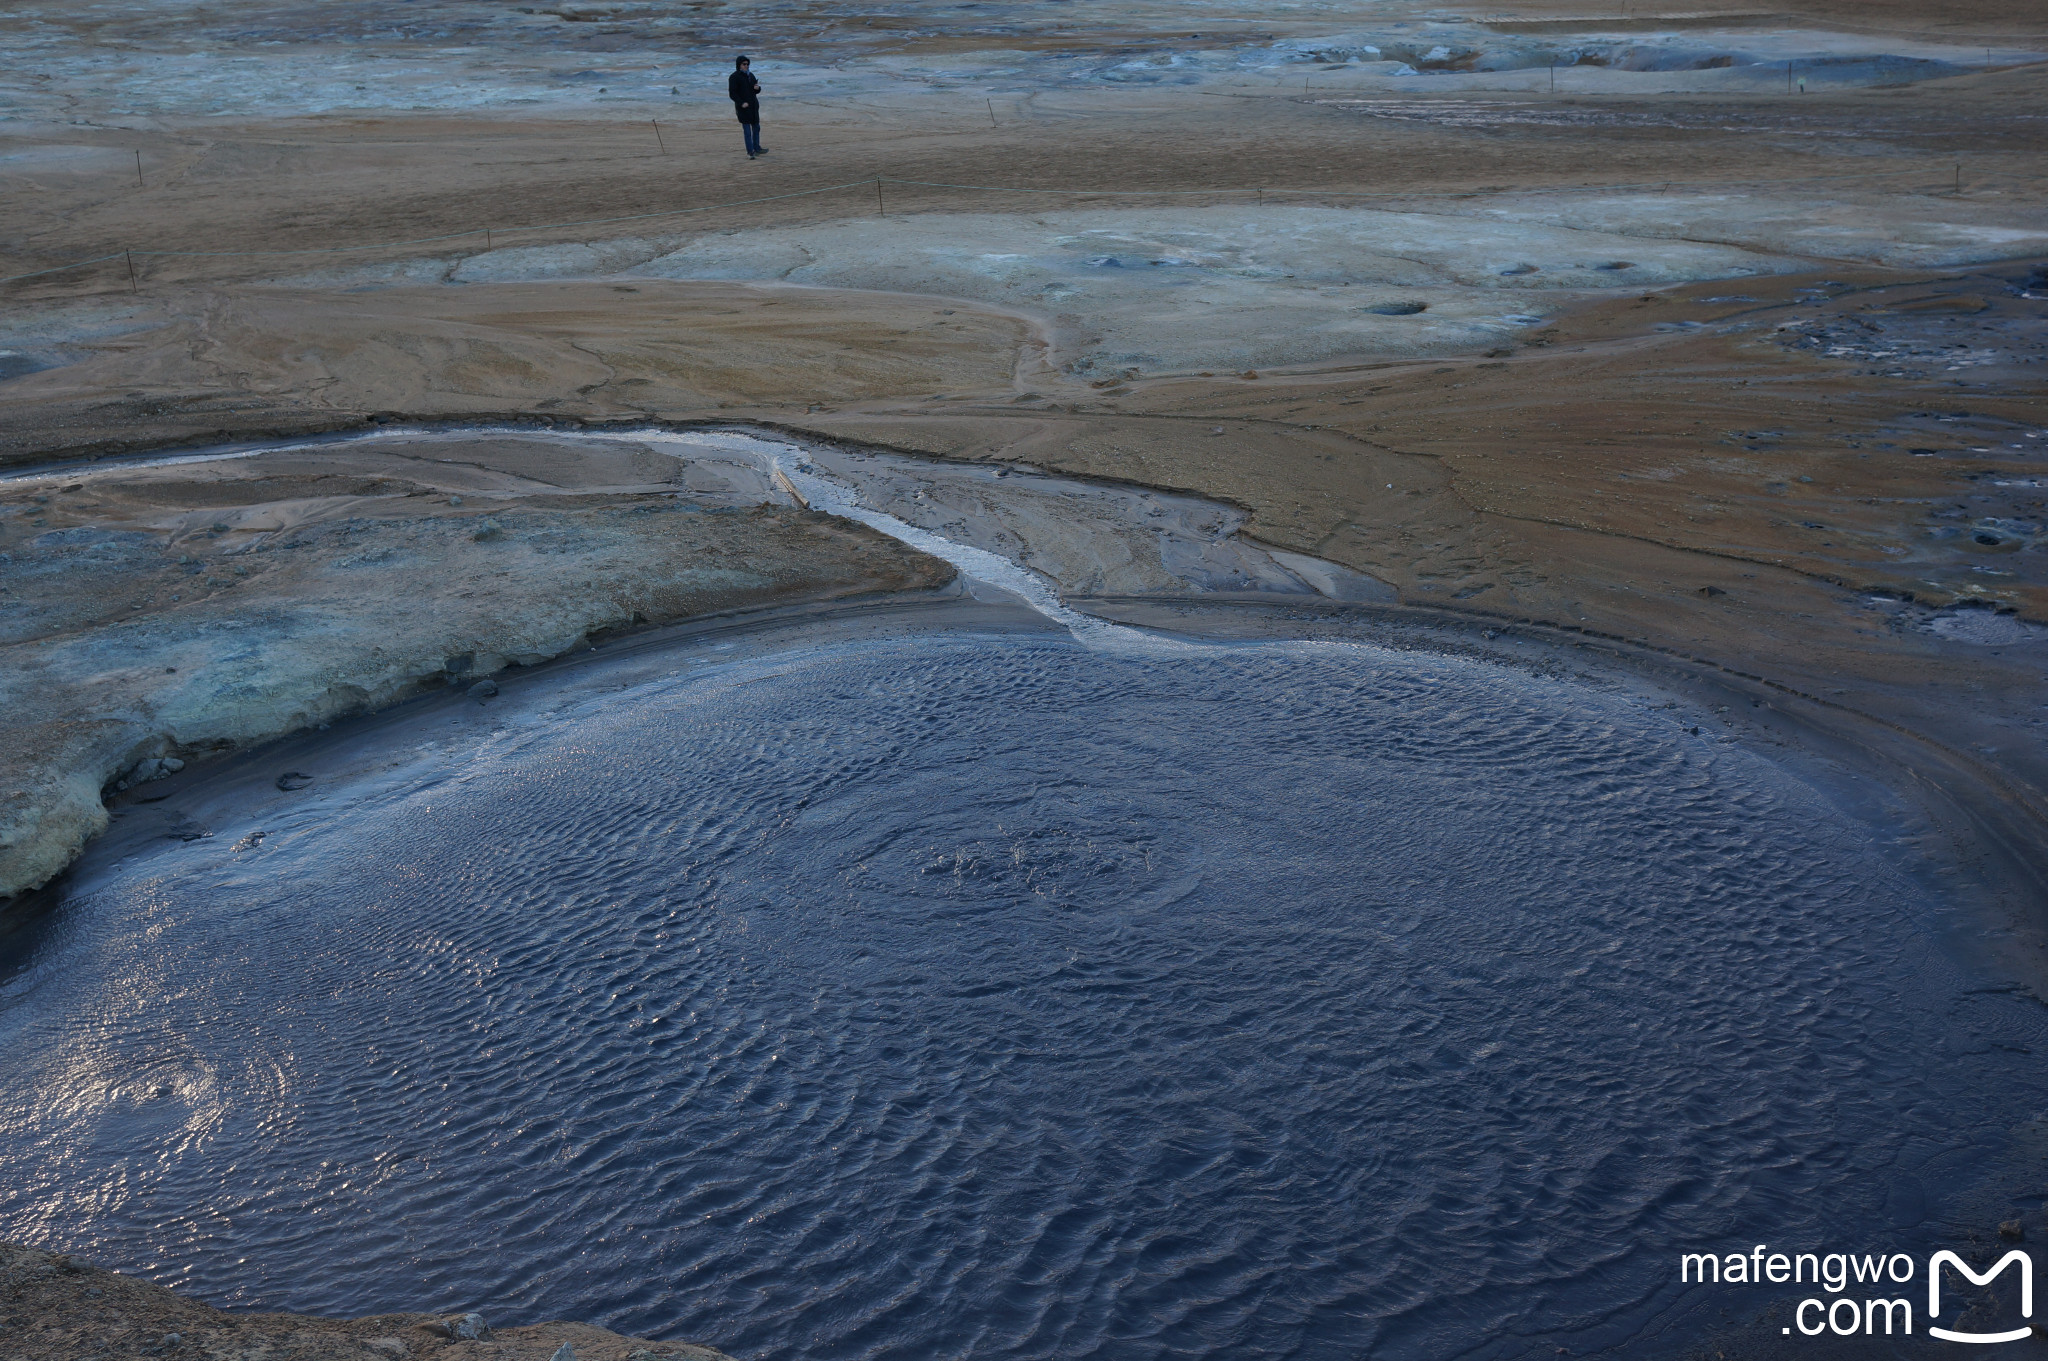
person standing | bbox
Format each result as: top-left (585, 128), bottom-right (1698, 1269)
top-left (729, 55), bottom-right (765, 158)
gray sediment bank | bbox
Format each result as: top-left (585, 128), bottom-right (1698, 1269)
top-left (0, 428), bottom-right (959, 902)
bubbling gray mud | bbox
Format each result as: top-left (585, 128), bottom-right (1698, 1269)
top-left (1, 629), bottom-right (2044, 1360)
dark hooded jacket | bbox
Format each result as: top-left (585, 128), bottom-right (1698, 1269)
top-left (728, 67), bottom-right (760, 123)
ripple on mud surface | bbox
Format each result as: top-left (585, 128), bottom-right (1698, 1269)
top-left (2, 633), bottom-right (2043, 1359)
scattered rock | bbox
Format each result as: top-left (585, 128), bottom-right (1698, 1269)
top-left (472, 518), bottom-right (504, 542)
top-left (162, 1333), bottom-right (182, 1349)
top-left (275, 771), bottom-right (315, 791)
top-left (2001, 1220), bottom-right (2026, 1241)
top-left (1362, 301), bottom-right (1427, 316)
top-left (448, 1312), bottom-right (490, 1341)
top-left (467, 679), bottom-right (499, 700)
top-left (550, 1345), bottom-right (577, 1361)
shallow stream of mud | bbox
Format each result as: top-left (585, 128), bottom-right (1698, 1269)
top-left (2, 429), bottom-right (2046, 1358)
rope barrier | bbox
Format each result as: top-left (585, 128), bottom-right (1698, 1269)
top-left (0, 164), bottom-right (2004, 286)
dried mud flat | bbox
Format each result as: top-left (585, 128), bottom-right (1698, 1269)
top-left (3, 0), bottom-right (2048, 1351)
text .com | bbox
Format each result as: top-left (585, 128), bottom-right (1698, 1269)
top-left (1682, 1246), bottom-right (2034, 1342)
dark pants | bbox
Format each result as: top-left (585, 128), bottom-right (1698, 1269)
top-left (740, 119), bottom-right (761, 155)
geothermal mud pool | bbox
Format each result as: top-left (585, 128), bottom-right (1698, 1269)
top-left (3, 430), bottom-right (2047, 1358)
top-left (3, 0), bottom-right (2046, 1350)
